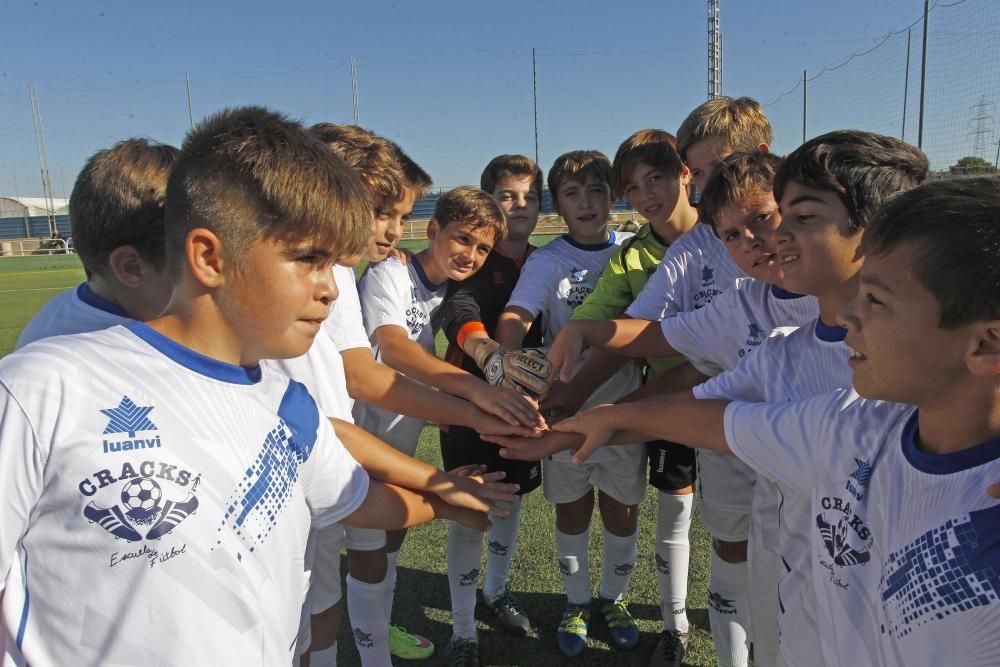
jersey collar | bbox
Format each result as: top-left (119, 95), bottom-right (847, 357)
top-left (814, 319), bottom-right (847, 342)
top-left (412, 256), bottom-right (445, 291)
top-left (127, 322), bottom-right (263, 385)
top-left (901, 411), bottom-right (1000, 474)
top-left (562, 230), bottom-right (615, 251)
top-left (770, 284), bottom-right (806, 300)
top-left (77, 283), bottom-right (130, 318)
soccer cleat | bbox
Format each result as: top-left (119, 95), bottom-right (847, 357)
top-left (482, 587), bottom-right (531, 636)
top-left (595, 597), bottom-right (640, 650)
top-left (649, 629), bottom-right (689, 667)
top-left (556, 604), bottom-right (590, 657)
top-left (444, 635), bottom-right (481, 667)
top-left (388, 625), bottom-right (435, 660)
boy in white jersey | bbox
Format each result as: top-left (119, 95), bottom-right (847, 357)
top-left (545, 100), bottom-right (772, 667)
top-left (353, 186), bottom-right (533, 663)
top-left (16, 138), bottom-right (178, 349)
top-left (274, 125), bottom-right (531, 666)
top-left (493, 151), bottom-right (645, 657)
top-left (543, 130), bottom-right (930, 667)
top-left (557, 176), bottom-right (1000, 666)
top-left (0, 106), bottom-right (488, 667)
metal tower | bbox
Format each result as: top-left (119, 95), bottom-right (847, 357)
top-left (968, 96), bottom-right (995, 159)
top-left (708, 0), bottom-right (722, 99)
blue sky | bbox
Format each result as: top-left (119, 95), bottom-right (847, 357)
top-left (1, 0), bottom-right (997, 197)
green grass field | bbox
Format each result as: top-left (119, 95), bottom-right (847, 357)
top-left (0, 245), bottom-right (720, 666)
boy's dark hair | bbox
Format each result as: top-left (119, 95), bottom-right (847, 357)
top-left (773, 130), bottom-right (929, 234)
top-left (699, 151), bottom-right (783, 230)
top-left (547, 150), bottom-right (612, 211)
top-left (394, 145), bottom-right (433, 200)
top-left (862, 177), bottom-right (1000, 328)
top-left (70, 138), bottom-right (179, 279)
top-left (480, 155), bottom-right (544, 200)
top-left (677, 97), bottom-right (772, 161)
top-left (612, 129), bottom-right (683, 200)
top-left (165, 107), bottom-right (371, 274)
top-left (433, 186), bottom-right (507, 241)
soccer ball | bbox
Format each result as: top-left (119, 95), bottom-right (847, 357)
top-left (122, 477), bottom-right (162, 519)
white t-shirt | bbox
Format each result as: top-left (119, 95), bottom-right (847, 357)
top-left (271, 264), bottom-right (369, 422)
top-left (15, 283), bottom-right (132, 350)
top-left (507, 232), bottom-right (644, 464)
top-left (0, 324), bottom-right (369, 667)
top-left (695, 320), bottom-right (853, 666)
top-left (625, 223), bottom-right (743, 321)
top-left (726, 390), bottom-right (1000, 667)
top-left (661, 278), bottom-right (819, 376)
top-left (352, 256), bottom-right (447, 443)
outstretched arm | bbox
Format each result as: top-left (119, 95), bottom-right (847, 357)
top-left (551, 393), bottom-right (731, 463)
top-left (342, 481), bottom-right (489, 532)
top-left (332, 418), bottom-right (519, 516)
top-left (546, 318), bottom-right (679, 383)
top-left (340, 347), bottom-right (537, 437)
top-left (374, 324), bottom-right (543, 428)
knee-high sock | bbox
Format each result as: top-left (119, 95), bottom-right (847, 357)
top-left (383, 550), bottom-right (399, 623)
top-left (483, 497), bottom-right (523, 601)
top-left (707, 551), bottom-right (751, 667)
top-left (597, 526), bottom-right (639, 602)
top-left (309, 642), bottom-right (337, 667)
top-left (555, 528), bottom-right (590, 606)
top-left (656, 492), bottom-right (693, 632)
top-left (346, 574), bottom-right (390, 666)
top-left (447, 521), bottom-right (483, 639)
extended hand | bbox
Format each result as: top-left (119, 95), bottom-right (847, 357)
top-left (546, 323), bottom-right (585, 383)
top-left (472, 338), bottom-right (553, 398)
top-left (480, 429), bottom-right (581, 461)
top-left (469, 382), bottom-right (546, 429)
top-left (440, 464), bottom-right (520, 517)
top-left (551, 403), bottom-right (619, 464)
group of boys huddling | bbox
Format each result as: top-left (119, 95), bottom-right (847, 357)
top-left (2, 95), bottom-right (998, 667)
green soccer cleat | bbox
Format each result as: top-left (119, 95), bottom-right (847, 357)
top-left (556, 604), bottom-right (590, 657)
top-left (388, 625), bottom-right (435, 660)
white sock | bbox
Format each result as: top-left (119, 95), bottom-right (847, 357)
top-left (707, 551), bottom-right (751, 667)
top-left (309, 642), bottom-right (337, 667)
top-left (483, 497), bottom-right (523, 601)
top-left (555, 527), bottom-right (590, 606)
top-left (447, 521), bottom-right (483, 640)
top-left (656, 492), bottom-right (693, 633)
top-left (383, 550), bottom-right (399, 624)
top-left (346, 574), bottom-right (390, 666)
top-left (597, 526), bottom-right (639, 602)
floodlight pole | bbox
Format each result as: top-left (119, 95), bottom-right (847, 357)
top-left (902, 28), bottom-right (911, 140)
top-left (28, 84), bottom-right (57, 236)
top-left (802, 70), bottom-right (808, 143)
top-left (532, 47), bottom-right (540, 166)
top-left (918, 0), bottom-right (929, 149)
top-left (185, 72), bottom-right (194, 129)
top-left (351, 57), bottom-right (360, 125)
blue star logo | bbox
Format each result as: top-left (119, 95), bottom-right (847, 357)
top-left (570, 267), bottom-right (586, 284)
top-left (701, 266), bottom-right (715, 284)
top-left (748, 322), bottom-right (764, 339)
top-left (849, 457), bottom-right (873, 487)
top-left (100, 396), bottom-right (157, 438)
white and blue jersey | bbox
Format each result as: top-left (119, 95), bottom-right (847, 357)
top-left (353, 256), bottom-right (446, 453)
top-left (507, 232), bottom-right (645, 466)
top-left (625, 223), bottom-right (743, 321)
top-left (726, 390), bottom-right (1000, 667)
top-left (0, 324), bottom-right (369, 667)
top-left (15, 283), bottom-right (131, 350)
top-left (695, 319), bottom-right (853, 666)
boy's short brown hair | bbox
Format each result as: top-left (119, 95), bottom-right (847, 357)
top-left (432, 186), bottom-right (507, 241)
top-left (310, 123), bottom-right (408, 213)
top-left (394, 146), bottom-right (433, 200)
top-left (70, 138), bottom-right (179, 278)
top-left (480, 155), bottom-right (544, 200)
top-left (547, 150), bottom-right (612, 210)
top-left (698, 151), bottom-right (783, 230)
top-left (677, 97), bottom-right (772, 161)
top-left (773, 130), bottom-right (928, 234)
top-left (165, 106), bottom-right (371, 274)
top-left (611, 129), bottom-right (682, 200)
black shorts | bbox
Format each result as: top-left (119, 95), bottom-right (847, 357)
top-left (646, 440), bottom-right (697, 492)
top-left (440, 425), bottom-right (542, 495)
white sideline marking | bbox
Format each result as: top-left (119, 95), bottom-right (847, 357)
top-left (0, 287), bottom-right (74, 293)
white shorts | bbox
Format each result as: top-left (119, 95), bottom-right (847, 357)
top-left (354, 407), bottom-right (425, 457)
top-left (697, 450), bottom-right (755, 542)
top-left (297, 523), bottom-right (348, 654)
top-left (342, 524), bottom-right (388, 552)
top-left (543, 451), bottom-right (647, 506)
